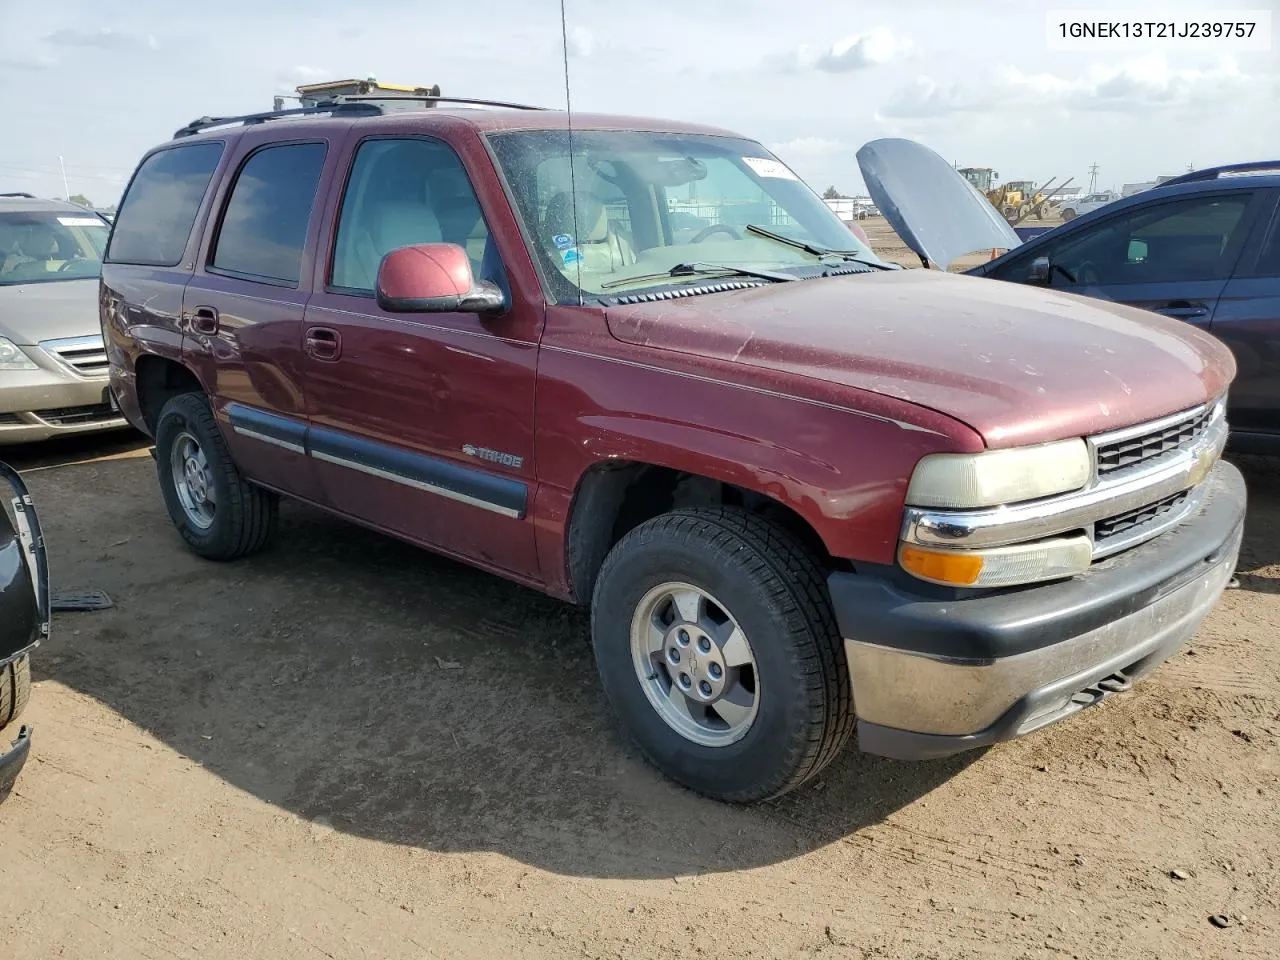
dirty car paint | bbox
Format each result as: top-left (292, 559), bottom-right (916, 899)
top-left (605, 269), bottom-right (1235, 449)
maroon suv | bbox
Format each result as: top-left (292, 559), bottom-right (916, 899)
top-left (101, 94), bottom-right (1245, 801)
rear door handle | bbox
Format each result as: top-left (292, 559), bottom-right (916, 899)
top-left (305, 326), bottom-right (342, 361)
top-left (189, 306), bottom-right (219, 335)
top-left (1155, 300), bottom-right (1210, 320)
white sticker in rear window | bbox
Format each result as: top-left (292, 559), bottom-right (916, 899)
top-left (57, 217), bottom-right (103, 226)
top-left (742, 157), bottom-right (798, 180)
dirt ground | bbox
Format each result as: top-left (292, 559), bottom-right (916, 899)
top-left (2, 222), bottom-right (1277, 959)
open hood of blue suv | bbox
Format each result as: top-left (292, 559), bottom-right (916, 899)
top-left (856, 138), bottom-right (1022, 271)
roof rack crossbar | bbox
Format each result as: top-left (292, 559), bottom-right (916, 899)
top-left (1157, 161), bottom-right (1280, 188)
top-left (172, 102), bottom-right (384, 139)
top-left (335, 94), bottom-right (547, 111)
top-left (0, 192), bottom-right (38, 199)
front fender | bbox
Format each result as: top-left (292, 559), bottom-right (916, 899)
top-left (534, 340), bottom-right (981, 574)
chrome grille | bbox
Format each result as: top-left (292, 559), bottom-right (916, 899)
top-left (38, 335), bottom-right (109, 378)
top-left (1095, 405), bottom-right (1213, 475)
top-left (1095, 490), bottom-right (1190, 544)
top-left (903, 398), bottom-right (1228, 564)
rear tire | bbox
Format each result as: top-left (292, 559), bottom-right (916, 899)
top-left (155, 393), bottom-right (278, 561)
top-left (591, 507), bottom-right (854, 802)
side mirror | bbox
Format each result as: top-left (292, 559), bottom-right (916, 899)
top-left (375, 243), bottom-right (506, 315)
top-left (1029, 256), bottom-right (1051, 285)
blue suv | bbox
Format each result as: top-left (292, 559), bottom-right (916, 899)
top-left (858, 144), bottom-right (1280, 453)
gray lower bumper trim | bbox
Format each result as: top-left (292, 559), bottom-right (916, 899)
top-left (850, 522), bottom-right (1240, 753)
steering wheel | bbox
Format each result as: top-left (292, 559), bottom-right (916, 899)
top-left (690, 224), bottom-right (741, 243)
top-left (1073, 260), bottom-right (1103, 285)
top-left (56, 259), bottom-right (82, 273)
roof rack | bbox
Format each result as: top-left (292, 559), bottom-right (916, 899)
top-left (173, 101), bottom-right (384, 139)
top-left (1156, 161), bottom-right (1280, 188)
top-left (0, 192), bottom-right (38, 199)
top-left (172, 94), bottom-right (546, 140)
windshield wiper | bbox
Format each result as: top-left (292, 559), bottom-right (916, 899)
top-left (744, 223), bottom-right (895, 270)
top-left (599, 261), bottom-right (797, 290)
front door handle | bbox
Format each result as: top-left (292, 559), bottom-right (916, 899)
top-left (189, 306), bottom-right (219, 336)
top-left (305, 326), bottom-right (342, 361)
top-left (1155, 300), bottom-right (1210, 320)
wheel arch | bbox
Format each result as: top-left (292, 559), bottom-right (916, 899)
top-left (134, 354), bottom-right (205, 435)
top-left (563, 459), bottom-right (833, 606)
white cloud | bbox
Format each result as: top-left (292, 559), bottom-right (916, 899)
top-left (772, 136), bottom-right (846, 156)
top-left (785, 28), bottom-right (913, 73)
top-left (883, 55), bottom-right (1257, 119)
top-left (1001, 56), bottom-right (1252, 111)
top-left (43, 27), bottom-right (157, 51)
top-left (277, 65), bottom-right (331, 84)
top-left (0, 54), bottom-right (57, 70)
top-left (880, 76), bottom-right (973, 119)
top-left (566, 26), bottom-right (596, 58)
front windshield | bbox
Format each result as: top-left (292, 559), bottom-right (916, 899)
top-left (487, 130), bottom-right (881, 301)
top-left (0, 210), bottom-right (110, 285)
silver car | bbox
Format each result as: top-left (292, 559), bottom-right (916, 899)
top-left (0, 195), bottom-right (129, 444)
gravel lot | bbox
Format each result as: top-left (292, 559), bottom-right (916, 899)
top-left (2, 225), bottom-right (1277, 958)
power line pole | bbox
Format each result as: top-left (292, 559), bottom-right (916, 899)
top-left (1087, 162), bottom-right (1099, 194)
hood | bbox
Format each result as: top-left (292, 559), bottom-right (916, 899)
top-left (0, 278), bottom-right (102, 344)
top-left (605, 270), bottom-right (1235, 448)
top-left (856, 138), bottom-right (1022, 271)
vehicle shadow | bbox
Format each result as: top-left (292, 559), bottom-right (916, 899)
top-left (1228, 455), bottom-right (1280, 594)
top-left (27, 456), bottom-right (979, 881)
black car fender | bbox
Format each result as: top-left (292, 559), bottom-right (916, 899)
top-left (1, 461), bottom-right (50, 669)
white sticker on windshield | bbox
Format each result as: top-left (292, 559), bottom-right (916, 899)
top-left (742, 157), bottom-right (799, 180)
top-left (56, 217), bottom-right (103, 226)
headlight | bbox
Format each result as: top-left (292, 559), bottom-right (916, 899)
top-left (906, 439), bottom-right (1090, 509)
top-left (0, 337), bottom-right (38, 371)
top-left (899, 536), bottom-right (1092, 588)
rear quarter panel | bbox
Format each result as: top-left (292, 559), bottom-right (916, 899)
top-left (100, 139), bottom-right (235, 432)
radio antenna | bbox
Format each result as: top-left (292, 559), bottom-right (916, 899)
top-left (559, 0), bottom-right (583, 303)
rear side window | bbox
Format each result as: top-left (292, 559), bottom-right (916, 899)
top-left (107, 142), bottom-right (224, 266)
top-left (211, 142), bottom-right (327, 285)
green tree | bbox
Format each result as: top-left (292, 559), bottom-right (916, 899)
top-left (68, 193), bottom-right (93, 208)
top-left (821, 185), bottom-right (842, 200)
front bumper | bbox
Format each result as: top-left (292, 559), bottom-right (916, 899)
top-left (0, 363), bottom-right (128, 444)
top-left (829, 461), bottom-right (1246, 760)
top-left (0, 725), bottom-right (31, 800)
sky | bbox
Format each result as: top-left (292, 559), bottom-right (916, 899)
top-left (1, 0), bottom-right (1276, 206)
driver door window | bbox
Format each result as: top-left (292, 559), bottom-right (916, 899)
top-left (330, 137), bottom-right (492, 293)
top-left (998, 194), bottom-right (1250, 287)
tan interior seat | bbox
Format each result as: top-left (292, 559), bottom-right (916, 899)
top-left (541, 189), bottom-right (636, 275)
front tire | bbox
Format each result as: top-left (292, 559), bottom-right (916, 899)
top-left (1061, 208), bottom-right (1077, 221)
top-left (155, 393), bottom-right (278, 561)
top-left (591, 507), bottom-right (854, 802)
